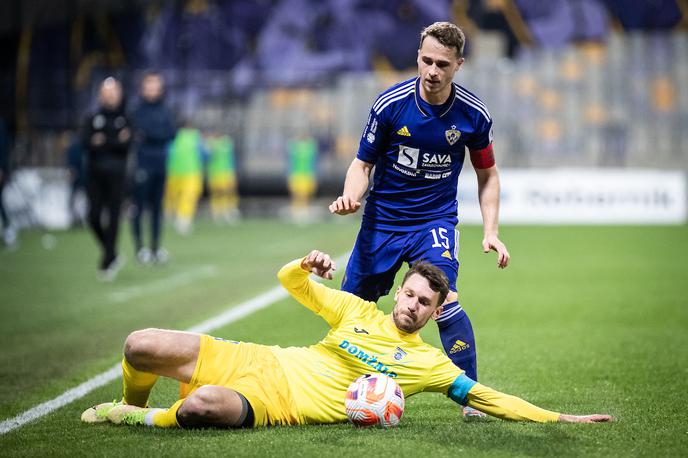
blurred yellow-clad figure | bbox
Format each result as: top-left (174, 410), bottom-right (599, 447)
top-left (206, 133), bottom-right (240, 224)
top-left (287, 134), bottom-right (318, 222)
top-left (165, 124), bottom-right (204, 235)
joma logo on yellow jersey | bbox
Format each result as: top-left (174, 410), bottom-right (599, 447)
top-left (339, 340), bottom-right (398, 378)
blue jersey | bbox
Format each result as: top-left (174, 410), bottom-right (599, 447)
top-left (357, 77), bottom-right (493, 232)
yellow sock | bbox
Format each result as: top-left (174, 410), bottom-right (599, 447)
top-left (121, 358), bottom-right (158, 407)
top-left (152, 399), bottom-right (185, 428)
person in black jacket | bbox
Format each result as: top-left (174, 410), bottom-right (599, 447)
top-left (130, 72), bottom-right (176, 264)
top-left (83, 77), bottom-right (131, 281)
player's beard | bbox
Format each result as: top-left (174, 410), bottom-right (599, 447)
top-left (392, 307), bottom-right (421, 333)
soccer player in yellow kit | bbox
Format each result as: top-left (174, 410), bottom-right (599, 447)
top-left (82, 250), bottom-right (612, 427)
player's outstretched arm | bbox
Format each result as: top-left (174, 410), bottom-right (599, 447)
top-left (455, 380), bottom-right (613, 423)
top-left (329, 158), bottom-right (373, 215)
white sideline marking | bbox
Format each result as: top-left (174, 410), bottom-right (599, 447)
top-left (109, 265), bottom-right (218, 303)
top-left (0, 253), bottom-right (349, 435)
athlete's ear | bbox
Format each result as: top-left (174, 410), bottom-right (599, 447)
top-left (394, 286), bottom-right (401, 302)
top-left (431, 305), bottom-right (444, 321)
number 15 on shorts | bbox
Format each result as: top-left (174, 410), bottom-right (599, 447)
top-left (430, 227), bottom-right (450, 249)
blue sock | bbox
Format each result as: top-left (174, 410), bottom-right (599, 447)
top-left (437, 305), bottom-right (478, 381)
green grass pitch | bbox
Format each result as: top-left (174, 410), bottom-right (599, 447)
top-left (0, 219), bottom-right (686, 457)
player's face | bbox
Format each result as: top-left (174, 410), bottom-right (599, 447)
top-left (392, 273), bottom-right (442, 334)
top-left (417, 36), bottom-right (463, 103)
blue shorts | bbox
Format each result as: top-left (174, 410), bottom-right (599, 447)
top-left (342, 221), bottom-right (459, 302)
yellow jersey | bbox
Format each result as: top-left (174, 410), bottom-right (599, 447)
top-left (273, 259), bottom-right (464, 424)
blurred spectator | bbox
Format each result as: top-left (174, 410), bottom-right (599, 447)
top-left (64, 130), bottom-right (88, 228)
top-left (373, 0), bottom-right (449, 70)
top-left (602, 0), bottom-right (682, 30)
top-left (514, 0), bottom-right (609, 49)
top-left (165, 120), bottom-right (205, 235)
top-left (0, 117), bottom-right (17, 249)
top-left (287, 133), bottom-right (318, 222)
top-left (82, 77), bottom-right (131, 280)
top-left (131, 72), bottom-right (177, 265)
top-left (206, 132), bottom-right (240, 224)
top-left (255, 0), bottom-right (375, 86)
top-left (141, 0), bottom-right (248, 71)
top-left (464, 0), bottom-right (532, 58)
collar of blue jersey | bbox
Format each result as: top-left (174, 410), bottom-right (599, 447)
top-left (413, 77), bottom-right (457, 118)
top-left (383, 314), bottom-right (423, 342)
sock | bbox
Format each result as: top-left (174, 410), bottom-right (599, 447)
top-left (437, 306), bottom-right (478, 381)
top-left (122, 358), bottom-right (158, 407)
top-left (151, 399), bottom-right (185, 428)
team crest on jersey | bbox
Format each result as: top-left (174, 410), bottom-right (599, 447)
top-left (393, 347), bottom-right (407, 361)
top-left (445, 125), bottom-right (461, 145)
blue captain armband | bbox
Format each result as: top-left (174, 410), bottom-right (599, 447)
top-left (447, 373), bottom-right (477, 406)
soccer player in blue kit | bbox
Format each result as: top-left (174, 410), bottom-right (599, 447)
top-left (329, 22), bottom-right (509, 419)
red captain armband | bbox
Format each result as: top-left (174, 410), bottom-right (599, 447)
top-left (469, 143), bottom-right (495, 169)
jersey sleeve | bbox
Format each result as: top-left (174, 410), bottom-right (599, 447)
top-left (464, 383), bottom-right (561, 422)
top-left (464, 111), bottom-right (493, 152)
top-left (422, 350), bottom-right (464, 394)
top-left (356, 104), bottom-right (389, 165)
top-left (277, 258), bottom-right (378, 328)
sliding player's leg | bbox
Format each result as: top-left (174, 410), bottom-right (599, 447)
top-left (107, 385), bottom-right (253, 428)
top-left (177, 385), bottom-right (253, 427)
top-left (121, 328), bottom-right (201, 406)
top-left (105, 336), bottom-right (293, 428)
top-left (81, 329), bottom-right (201, 423)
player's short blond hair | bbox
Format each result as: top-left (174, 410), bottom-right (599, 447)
top-left (419, 22), bottom-right (466, 59)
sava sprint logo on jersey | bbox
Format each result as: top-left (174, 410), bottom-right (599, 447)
top-left (397, 146), bottom-right (420, 168)
top-left (397, 145), bottom-right (452, 170)
top-left (395, 145), bottom-right (453, 179)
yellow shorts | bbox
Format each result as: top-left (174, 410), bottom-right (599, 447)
top-left (209, 174), bottom-right (236, 191)
top-left (288, 175), bottom-right (316, 197)
top-left (180, 335), bottom-right (299, 427)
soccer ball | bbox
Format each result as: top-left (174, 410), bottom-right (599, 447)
top-left (345, 373), bottom-right (405, 428)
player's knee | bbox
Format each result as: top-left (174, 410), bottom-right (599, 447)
top-left (123, 328), bottom-right (160, 368)
top-left (177, 387), bottom-right (221, 425)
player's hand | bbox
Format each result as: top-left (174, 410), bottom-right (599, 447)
top-left (558, 414), bottom-right (614, 423)
top-left (482, 234), bottom-right (510, 269)
top-left (329, 196), bottom-right (361, 215)
top-left (301, 250), bottom-right (337, 280)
